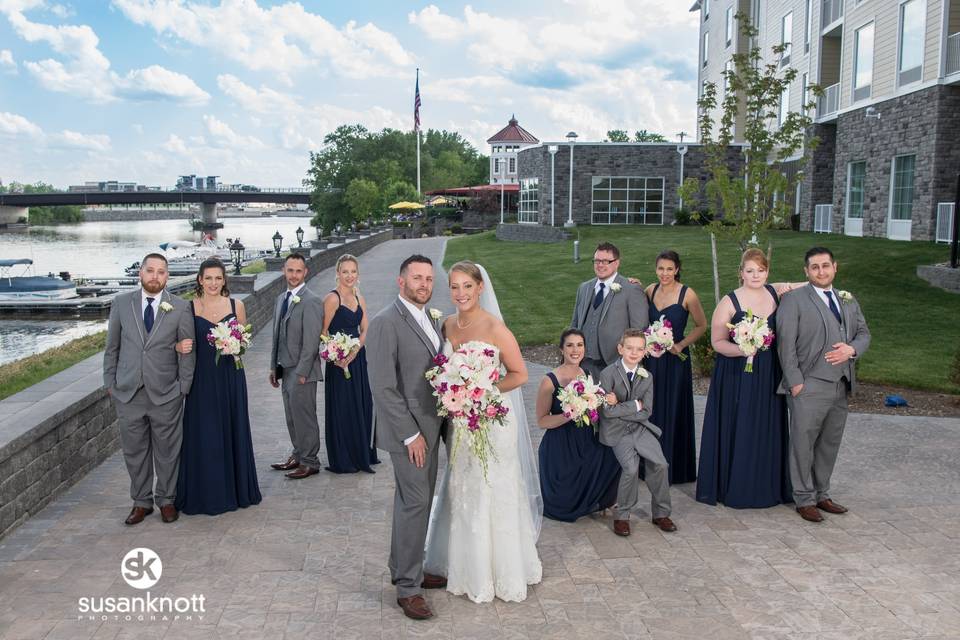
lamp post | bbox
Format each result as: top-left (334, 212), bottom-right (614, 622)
top-left (500, 156), bottom-right (507, 224)
top-left (295, 226), bottom-right (304, 248)
top-left (548, 145), bottom-right (558, 226)
top-left (565, 131), bottom-right (578, 227)
top-left (676, 145), bottom-right (688, 211)
top-left (230, 238), bottom-right (245, 275)
top-left (272, 230), bottom-right (283, 257)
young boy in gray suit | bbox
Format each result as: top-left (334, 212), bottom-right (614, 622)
top-left (598, 329), bottom-right (676, 537)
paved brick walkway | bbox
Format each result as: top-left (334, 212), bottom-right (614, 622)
top-left (2, 237), bottom-right (960, 639)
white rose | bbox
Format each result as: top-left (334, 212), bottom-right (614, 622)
top-left (159, 301), bottom-right (174, 312)
top-left (637, 367), bottom-right (649, 379)
top-left (609, 283), bottom-right (622, 293)
top-left (429, 308), bottom-right (443, 320)
top-left (837, 290), bottom-right (852, 303)
top-left (291, 295), bottom-right (301, 304)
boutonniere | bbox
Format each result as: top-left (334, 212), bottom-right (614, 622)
top-left (836, 290), bottom-right (852, 303)
top-left (429, 308), bottom-right (442, 321)
top-left (159, 301), bottom-right (174, 313)
top-left (291, 295), bottom-right (301, 305)
top-left (609, 282), bottom-right (622, 293)
top-left (637, 367), bottom-right (649, 379)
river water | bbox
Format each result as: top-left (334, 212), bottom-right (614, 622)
top-left (0, 216), bottom-right (317, 366)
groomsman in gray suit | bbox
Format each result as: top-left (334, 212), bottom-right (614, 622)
top-left (571, 242), bottom-right (650, 379)
top-left (103, 253), bottom-right (196, 525)
top-left (269, 253), bottom-right (324, 479)
top-left (366, 254), bottom-right (447, 621)
top-left (777, 247), bottom-right (871, 523)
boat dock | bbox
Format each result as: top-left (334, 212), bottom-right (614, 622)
top-left (0, 276), bottom-right (195, 317)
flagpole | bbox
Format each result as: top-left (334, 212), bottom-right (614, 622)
top-left (415, 68), bottom-right (421, 196)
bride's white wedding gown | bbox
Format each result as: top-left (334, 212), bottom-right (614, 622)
top-left (423, 341), bottom-right (542, 603)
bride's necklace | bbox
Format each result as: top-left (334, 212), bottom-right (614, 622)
top-left (456, 313), bottom-right (475, 330)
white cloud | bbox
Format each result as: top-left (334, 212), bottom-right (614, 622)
top-left (0, 111), bottom-right (42, 136)
top-left (113, 0), bottom-right (415, 78)
top-left (202, 114), bottom-right (264, 149)
top-left (53, 129), bottom-right (111, 151)
top-left (0, 48), bottom-right (16, 72)
top-left (216, 74), bottom-right (292, 114)
top-left (161, 133), bottom-right (187, 153)
top-left (407, 5), bottom-right (463, 41)
top-left (116, 65), bottom-right (209, 104)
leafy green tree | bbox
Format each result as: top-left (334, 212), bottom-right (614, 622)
top-left (634, 130), bottom-right (668, 142)
top-left (678, 14), bottom-right (819, 303)
top-left (0, 181), bottom-right (83, 223)
top-left (606, 129), bottom-right (630, 142)
top-left (344, 178), bottom-right (380, 223)
top-left (383, 180), bottom-right (420, 209)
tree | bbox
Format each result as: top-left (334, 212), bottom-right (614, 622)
top-left (634, 130), bottom-right (668, 142)
top-left (0, 181), bottom-right (83, 223)
top-left (678, 14), bottom-right (819, 303)
top-left (344, 178), bottom-right (380, 223)
top-left (606, 129), bottom-right (630, 142)
top-left (383, 180), bottom-right (419, 210)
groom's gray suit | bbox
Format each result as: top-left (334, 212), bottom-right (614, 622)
top-left (103, 289), bottom-right (195, 508)
top-left (571, 274), bottom-right (649, 378)
top-left (271, 286), bottom-right (324, 470)
top-left (777, 283), bottom-right (871, 507)
top-left (366, 297), bottom-right (445, 600)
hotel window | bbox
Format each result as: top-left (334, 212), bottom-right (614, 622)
top-left (725, 6), bottom-right (733, 46)
top-left (853, 22), bottom-right (874, 102)
top-left (898, 0), bottom-right (924, 86)
top-left (509, 158), bottom-right (516, 173)
top-left (781, 12), bottom-right (793, 66)
top-left (778, 82), bottom-right (790, 127)
top-left (801, 72), bottom-right (809, 112)
top-left (890, 155), bottom-right (916, 221)
top-left (591, 177), bottom-right (664, 225)
top-left (846, 161), bottom-right (866, 219)
top-left (518, 178), bottom-right (539, 224)
top-left (703, 32), bottom-right (709, 66)
top-left (804, 0), bottom-right (811, 52)
top-left (493, 158), bottom-right (501, 175)
top-left (723, 59), bottom-right (733, 97)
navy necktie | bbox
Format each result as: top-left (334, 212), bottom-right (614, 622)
top-left (279, 291), bottom-right (291, 326)
top-left (628, 370), bottom-right (635, 383)
top-left (593, 282), bottom-right (605, 310)
top-left (144, 297), bottom-right (155, 333)
top-left (824, 290), bottom-right (842, 325)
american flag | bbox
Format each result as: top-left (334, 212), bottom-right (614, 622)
top-left (414, 70), bottom-right (421, 132)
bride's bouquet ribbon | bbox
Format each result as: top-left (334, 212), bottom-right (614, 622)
top-left (726, 309), bottom-right (775, 373)
top-left (319, 332), bottom-right (361, 379)
top-left (207, 318), bottom-right (253, 369)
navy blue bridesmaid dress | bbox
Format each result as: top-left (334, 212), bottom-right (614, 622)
top-left (323, 291), bottom-right (379, 473)
top-left (696, 285), bottom-right (791, 508)
top-left (538, 372), bottom-right (621, 522)
top-left (176, 299), bottom-right (261, 515)
top-left (645, 284), bottom-right (698, 484)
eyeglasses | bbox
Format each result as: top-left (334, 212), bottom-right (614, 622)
top-left (592, 259), bottom-right (618, 266)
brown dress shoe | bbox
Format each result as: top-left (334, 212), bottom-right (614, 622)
top-left (421, 573), bottom-right (447, 589)
top-left (160, 504), bottom-right (179, 523)
top-left (124, 506), bottom-right (154, 526)
top-left (396, 594), bottom-right (433, 620)
top-left (613, 520), bottom-right (631, 536)
top-left (796, 505), bottom-right (824, 522)
top-left (652, 517), bottom-right (678, 532)
top-left (286, 465), bottom-right (320, 479)
top-left (816, 499), bottom-right (848, 514)
top-left (271, 456), bottom-right (299, 471)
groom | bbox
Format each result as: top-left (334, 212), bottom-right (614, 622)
top-left (366, 254), bottom-right (447, 621)
top-left (103, 253), bottom-right (195, 525)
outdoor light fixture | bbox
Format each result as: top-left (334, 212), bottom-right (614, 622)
top-left (272, 230), bottom-right (283, 257)
top-left (295, 226), bottom-right (304, 248)
top-left (230, 238), bottom-right (245, 275)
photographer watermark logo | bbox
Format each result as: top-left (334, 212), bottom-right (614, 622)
top-left (77, 548), bottom-right (204, 624)
top-left (121, 548), bottom-right (162, 589)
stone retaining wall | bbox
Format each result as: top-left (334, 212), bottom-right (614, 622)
top-left (0, 230), bottom-right (391, 539)
top-left (495, 223), bottom-right (572, 243)
top-left (917, 264), bottom-right (960, 294)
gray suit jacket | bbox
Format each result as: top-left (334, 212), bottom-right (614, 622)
top-left (776, 283), bottom-right (871, 394)
top-left (597, 360), bottom-right (661, 447)
top-left (571, 274), bottom-right (650, 364)
top-left (271, 287), bottom-right (324, 381)
top-left (366, 298), bottom-right (445, 454)
top-left (103, 289), bottom-right (196, 405)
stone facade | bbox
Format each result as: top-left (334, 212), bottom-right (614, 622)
top-left (495, 223), bottom-right (572, 243)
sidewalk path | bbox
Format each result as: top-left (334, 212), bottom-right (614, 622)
top-left (1, 237), bottom-right (959, 639)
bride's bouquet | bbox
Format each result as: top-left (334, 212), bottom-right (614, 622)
top-left (319, 332), bottom-right (361, 379)
top-left (727, 310), bottom-right (775, 372)
top-left (425, 341), bottom-right (510, 481)
top-left (207, 318), bottom-right (253, 369)
top-left (556, 374), bottom-right (606, 431)
top-left (644, 315), bottom-right (687, 360)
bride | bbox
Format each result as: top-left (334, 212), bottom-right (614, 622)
top-left (423, 260), bottom-right (543, 603)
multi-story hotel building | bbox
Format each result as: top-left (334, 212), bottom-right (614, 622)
top-left (692, 0), bottom-right (960, 241)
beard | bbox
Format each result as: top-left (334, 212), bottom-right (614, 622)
top-left (403, 284), bottom-right (432, 305)
top-left (141, 278), bottom-right (165, 294)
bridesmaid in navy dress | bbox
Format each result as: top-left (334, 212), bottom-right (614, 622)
top-left (643, 250), bottom-right (707, 485)
top-left (535, 329), bottom-right (621, 522)
top-left (696, 249), bottom-right (797, 508)
top-left (322, 254), bottom-right (379, 473)
top-left (175, 258), bottom-right (261, 515)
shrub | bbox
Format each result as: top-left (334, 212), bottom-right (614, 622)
top-left (689, 336), bottom-right (716, 378)
top-left (673, 209), bottom-right (692, 226)
top-left (450, 224), bottom-right (464, 234)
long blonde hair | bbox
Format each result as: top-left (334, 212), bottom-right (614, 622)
top-left (335, 253), bottom-right (360, 297)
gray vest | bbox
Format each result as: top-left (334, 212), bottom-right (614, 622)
top-left (581, 300), bottom-right (603, 361)
top-left (806, 312), bottom-right (848, 383)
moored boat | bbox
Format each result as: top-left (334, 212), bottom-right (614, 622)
top-left (0, 259), bottom-right (78, 300)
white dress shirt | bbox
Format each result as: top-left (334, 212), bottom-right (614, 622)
top-left (811, 285), bottom-right (842, 324)
top-left (286, 282), bottom-right (306, 298)
top-left (140, 288), bottom-right (165, 318)
top-left (621, 361), bottom-right (644, 412)
top-left (398, 295), bottom-right (440, 445)
top-left (594, 272), bottom-right (619, 302)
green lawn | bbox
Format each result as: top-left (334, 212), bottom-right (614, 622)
top-left (444, 227), bottom-right (958, 394)
top-left (0, 331), bottom-right (107, 401)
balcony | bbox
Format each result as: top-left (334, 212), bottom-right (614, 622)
top-left (948, 32), bottom-right (960, 76)
top-left (818, 82), bottom-right (839, 118)
top-left (822, 0), bottom-right (843, 31)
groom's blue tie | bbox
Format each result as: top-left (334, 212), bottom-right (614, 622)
top-left (593, 282), bottom-right (605, 310)
top-left (144, 297), bottom-right (155, 333)
top-left (824, 290), bottom-right (842, 325)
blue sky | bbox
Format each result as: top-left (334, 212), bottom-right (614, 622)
top-left (0, 0), bottom-right (699, 187)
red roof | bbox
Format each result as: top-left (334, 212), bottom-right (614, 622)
top-left (426, 184), bottom-right (519, 196)
top-left (486, 116), bottom-right (539, 144)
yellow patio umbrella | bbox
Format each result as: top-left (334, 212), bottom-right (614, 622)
top-left (427, 196), bottom-right (454, 206)
top-left (388, 201), bottom-right (425, 210)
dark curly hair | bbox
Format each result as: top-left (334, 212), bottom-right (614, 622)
top-left (194, 257), bottom-right (230, 298)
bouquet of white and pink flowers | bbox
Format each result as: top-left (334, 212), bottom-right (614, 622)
top-left (556, 374), bottom-right (606, 430)
top-left (727, 310), bottom-right (775, 372)
top-left (644, 315), bottom-right (687, 361)
top-left (425, 341), bottom-right (510, 481)
top-left (319, 332), bottom-right (361, 379)
top-left (207, 318), bottom-right (253, 369)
